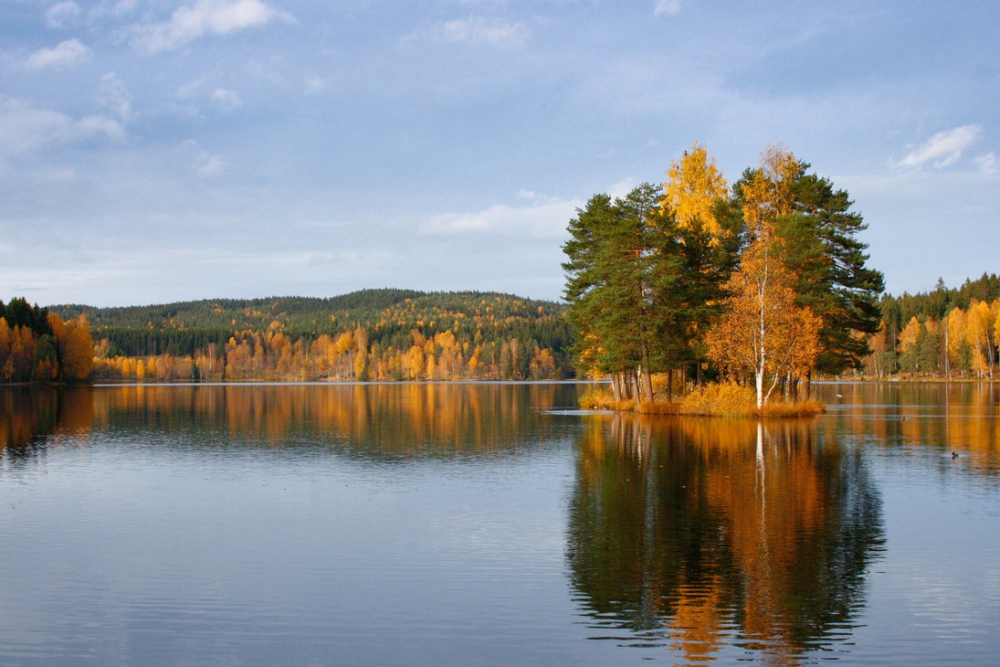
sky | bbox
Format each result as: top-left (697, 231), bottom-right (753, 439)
top-left (1, 0), bottom-right (998, 308)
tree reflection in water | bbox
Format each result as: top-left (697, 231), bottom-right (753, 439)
top-left (567, 414), bottom-right (885, 665)
top-left (1, 383), bottom-right (570, 464)
top-left (0, 386), bottom-right (93, 467)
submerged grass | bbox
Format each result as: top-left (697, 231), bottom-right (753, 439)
top-left (579, 381), bottom-right (824, 418)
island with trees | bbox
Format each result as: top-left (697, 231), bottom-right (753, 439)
top-left (563, 143), bottom-right (884, 415)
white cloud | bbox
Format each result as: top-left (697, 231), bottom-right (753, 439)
top-left (419, 195), bottom-right (579, 237)
top-left (24, 38), bottom-right (91, 70)
top-left (893, 125), bottom-right (981, 169)
top-left (130, 0), bottom-right (288, 54)
top-left (196, 153), bottom-right (226, 176)
top-left (0, 97), bottom-right (123, 157)
top-left (176, 75), bottom-right (210, 99)
top-left (974, 152), bottom-right (998, 176)
top-left (654, 0), bottom-right (682, 16)
top-left (76, 115), bottom-right (127, 141)
top-left (46, 1), bottom-right (81, 29)
top-left (184, 139), bottom-right (226, 177)
top-left (211, 87), bottom-right (243, 111)
top-left (607, 179), bottom-right (638, 201)
top-left (405, 17), bottom-right (529, 47)
top-left (115, 0), bottom-right (139, 14)
top-left (304, 73), bottom-right (326, 94)
top-left (97, 72), bottom-right (134, 122)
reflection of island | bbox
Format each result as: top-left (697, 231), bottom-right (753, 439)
top-left (1, 383), bottom-right (577, 461)
top-left (567, 415), bottom-right (884, 665)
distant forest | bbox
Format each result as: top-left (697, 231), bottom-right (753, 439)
top-left (51, 289), bottom-right (573, 382)
top-left (871, 272), bottom-right (1000, 378)
top-left (3, 272), bottom-right (998, 387)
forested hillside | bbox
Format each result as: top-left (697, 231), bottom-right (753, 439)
top-left (52, 290), bottom-right (572, 382)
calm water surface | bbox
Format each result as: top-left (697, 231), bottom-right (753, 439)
top-left (1, 382), bottom-right (998, 665)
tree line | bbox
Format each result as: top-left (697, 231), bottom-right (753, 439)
top-left (563, 143), bottom-right (885, 408)
top-left (73, 290), bottom-right (572, 382)
top-left (0, 298), bottom-right (93, 384)
top-left (866, 274), bottom-right (1000, 379)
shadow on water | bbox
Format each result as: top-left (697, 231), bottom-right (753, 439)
top-left (567, 414), bottom-right (885, 665)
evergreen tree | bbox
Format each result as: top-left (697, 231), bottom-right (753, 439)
top-left (729, 152), bottom-right (884, 375)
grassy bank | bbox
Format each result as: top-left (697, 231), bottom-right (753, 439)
top-left (579, 382), bottom-right (825, 418)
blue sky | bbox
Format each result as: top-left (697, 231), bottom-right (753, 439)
top-left (2, 0), bottom-right (998, 307)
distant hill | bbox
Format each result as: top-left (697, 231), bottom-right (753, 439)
top-left (53, 289), bottom-right (574, 381)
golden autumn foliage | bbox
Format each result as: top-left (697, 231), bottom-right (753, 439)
top-left (663, 141), bottom-right (729, 239)
top-left (48, 313), bottom-right (93, 382)
top-left (0, 309), bottom-right (91, 384)
top-left (91, 324), bottom-right (563, 383)
top-left (966, 300), bottom-right (996, 379)
top-left (706, 236), bottom-right (822, 407)
top-left (740, 144), bottom-right (800, 234)
top-left (870, 294), bottom-right (1000, 379)
top-left (680, 381), bottom-right (757, 416)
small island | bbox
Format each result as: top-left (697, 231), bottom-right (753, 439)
top-left (563, 143), bottom-right (883, 417)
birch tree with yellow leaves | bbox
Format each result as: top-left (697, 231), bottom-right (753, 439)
top-left (663, 142), bottom-right (729, 239)
top-left (706, 234), bottom-right (821, 408)
top-left (705, 147), bottom-right (824, 407)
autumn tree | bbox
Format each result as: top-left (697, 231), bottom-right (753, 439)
top-left (50, 314), bottom-right (93, 381)
top-left (966, 299), bottom-right (995, 379)
top-left (706, 234), bottom-right (821, 408)
top-left (725, 146), bottom-right (884, 379)
top-left (663, 142), bottom-right (729, 239)
top-left (353, 325), bottom-right (369, 380)
top-left (897, 316), bottom-right (922, 372)
top-left (660, 142), bottom-right (738, 387)
top-left (863, 322), bottom-right (890, 378)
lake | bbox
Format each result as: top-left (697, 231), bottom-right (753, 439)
top-left (1, 382), bottom-right (998, 666)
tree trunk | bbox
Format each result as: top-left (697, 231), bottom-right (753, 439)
top-left (640, 344), bottom-right (654, 404)
top-left (755, 369), bottom-right (764, 409)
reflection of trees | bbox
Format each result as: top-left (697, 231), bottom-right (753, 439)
top-left (815, 382), bottom-right (1000, 475)
top-left (567, 415), bottom-right (884, 665)
top-left (1, 386), bottom-right (93, 466)
top-left (3, 384), bottom-right (577, 461)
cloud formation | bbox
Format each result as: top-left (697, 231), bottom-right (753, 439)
top-left (97, 72), bottom-right (134, 123)
top-left (654, 0), bottom-right (682, 16)
top-left (419, 195), bottom-right (578, 237)
top-left (45, 1), bottom-right (81, 29)
top-left (130, 0), bottom-right (286, 54)
top-left (894, 125), bottom-right (981, 169)
top-left (211, 88), bottom-right (243, 112)
top-left (0, 98), bottom-right (123, 157)
top-left (974, 152), bottom-right (998, 176)
top-left (405, 17), bottom-right (529, 47)
top-left (184, 139), bottom-right (226, 177)
top-left (25, 38), bottom-right (91, 70)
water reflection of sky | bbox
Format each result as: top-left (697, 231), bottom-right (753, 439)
top-left (0, 382), bottom-right (998, 666)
